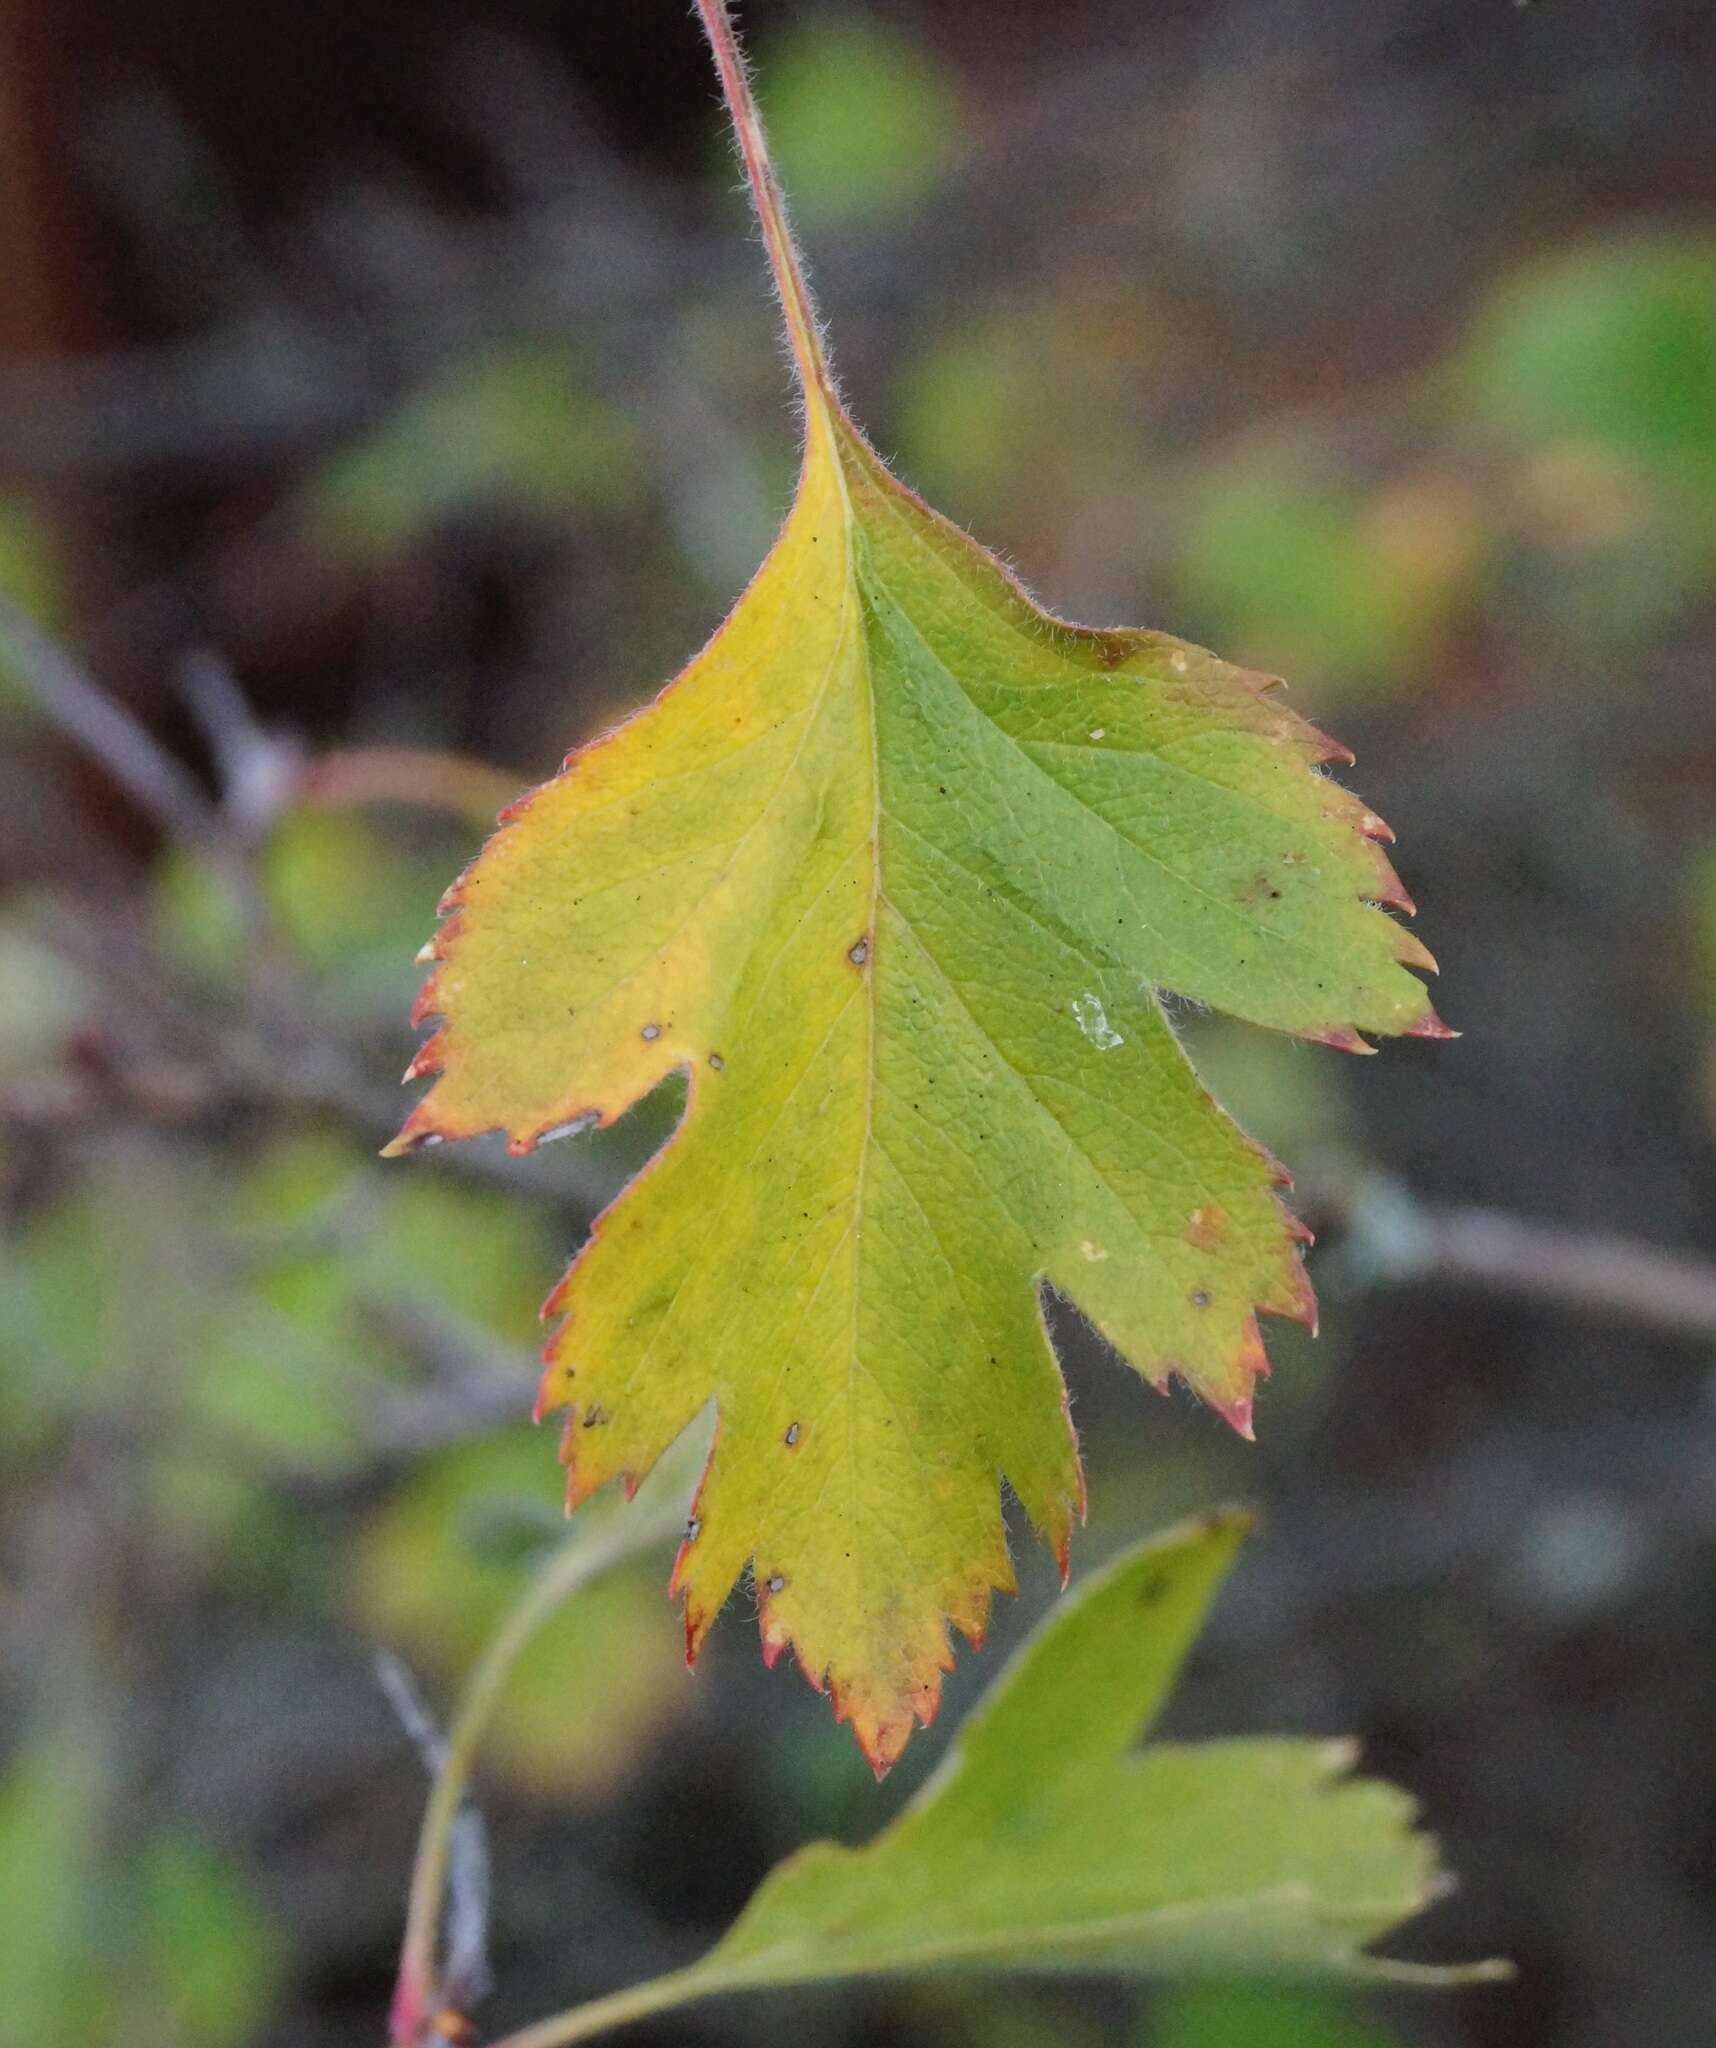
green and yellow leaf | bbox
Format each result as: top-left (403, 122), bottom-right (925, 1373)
top-left (388, 13), bottom-right (1444, 1771)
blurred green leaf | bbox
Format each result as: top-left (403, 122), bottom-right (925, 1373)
top-left (362, 1171), bottom-right (560, 1345)
top-left (0, 1725), bottom-right (111, 2044)
top-left (0, 497), bottom-right (65, 706)
top-left (152, 807), bottom-right (460, 1012)
top-left (758, 14), bottom-right (967, 227)
top-left (648, 1515), bottom-right (1498, 2005)
top-left (0, 1726), bottom-right (278, 2048)
top-left (134, 1832), bottom-right (283, 2048)
top-left (893, 295), bottom-right (1159, 520)
top-left (353, 1429), bottom-right (689, 1799)
top-left (1147, 1982), bottom-right (1405, 2048)
top-left (1457, 235), bottom-right (1716, 526)
top-left (1179, 451), bottom-right (1479, 703)
top-left (309, 345), bottom-right (645, 560)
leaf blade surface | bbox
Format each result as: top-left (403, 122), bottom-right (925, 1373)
top-left (393, 339), bottom-right (1442, 1772)
top-left (675, 1514), bottom-right (1501, 1991)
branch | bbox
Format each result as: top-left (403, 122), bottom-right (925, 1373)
top-left (0, 593), bottom-right (217, 848)
top-left (389, 1498), bottom-right (685, 2048)
top-left (1327, 1170), bottom-right (1716, 1346)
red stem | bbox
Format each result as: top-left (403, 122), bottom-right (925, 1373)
top-left (691, 0), bottom-right (834, 415)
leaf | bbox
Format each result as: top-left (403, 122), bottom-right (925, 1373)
top-left (388, 5), bottom-right (1445, 1770)
top-left (598, 1516), bottom-right (1506, 2012)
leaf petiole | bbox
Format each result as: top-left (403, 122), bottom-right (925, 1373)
top-left (691, 0), bottom-right (836, 413)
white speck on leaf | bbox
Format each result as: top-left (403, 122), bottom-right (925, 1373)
top-left (1089, 727), bottom-right (1105, 741)
top-left (1072, 992), bottom-right (1123, 1051)
top-left (1079, 1240), bottom-right (1108, 1262)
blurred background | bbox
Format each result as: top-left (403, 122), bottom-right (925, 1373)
top-left (3, 1), bottom-right (1716, 2043)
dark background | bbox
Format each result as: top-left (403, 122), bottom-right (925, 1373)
top-left (4, 2), bottom-right (1716, 2045)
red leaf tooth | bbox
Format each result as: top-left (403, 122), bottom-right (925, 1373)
top-left (683, 1599), bottom-right (714, 1668)
top-left (667, 1435), bottom-right (720, 1601)
top-left (495, 787), bottom-right (541, 825)
top-left (1395, 929), bottom-right (1440, 975)
top-left (1406, 1009), bottom-right (1461, 1041)
top-left (1211, 1391), bottom-right (1255, 1441)
top-left (1371, 873), bottom-right (1418, 917)
top-left (1294, 1261), bottom-right (1318, 1343)
top-left (401, 1030), bottom-right (446, 1083)
top-left (381, 1108), bottom-right (448, 1157)
top-left (1301, 1024), bottom-right (1376, 1055)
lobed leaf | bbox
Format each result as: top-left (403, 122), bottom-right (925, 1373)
top-left (389, 12), bottom-right (1446, 1770)
top-left (618, 1516), bottom-right (1507, 2006)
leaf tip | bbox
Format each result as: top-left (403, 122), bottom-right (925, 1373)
top-left (1406, 1010), bottom-right (1461, 1042)
top-left (1302, 1024), bottom-right (1377, 1056)
top-left (1395, 928), bottom-right (1441, 975)
top-left (1211, 1391), bottom-right (1256, 1440)
top-left (380, 1111), bottom-right (447, 1159)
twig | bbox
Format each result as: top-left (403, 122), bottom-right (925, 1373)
top-left (1329, 1170), bottom-right (1716, 1347)
top-left (378, 1654), bottom-right (494, 2021)
top-left (179, 647), bottom-right (306, 840)
top-left (298, 745), bottom-right (520, 831)
top-left (389, 1497), bottom-right (685, 2047)
top-left (0, 593), bottom-right (216, 847)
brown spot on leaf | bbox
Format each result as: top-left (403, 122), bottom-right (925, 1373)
top-left (1185, 1205), bottom-right (1227, 1251)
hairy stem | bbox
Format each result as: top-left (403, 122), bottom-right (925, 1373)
top-left (390, 1499), bottom-right (684, 2044)
top-left (692, 0), bottom-right (835, 419)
